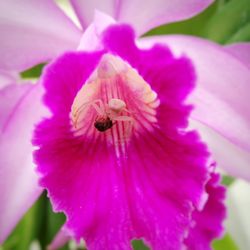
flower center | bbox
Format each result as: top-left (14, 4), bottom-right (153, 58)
top-left (70, 54), bottom-right (159, 153)
top-left (91, 98), bottom-right (132, 133)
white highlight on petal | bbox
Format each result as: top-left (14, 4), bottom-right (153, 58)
top-left (226, 180), bottom-right (250, 250)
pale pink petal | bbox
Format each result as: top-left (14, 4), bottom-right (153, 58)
top-left (0, 70), bottom-right (19, 89)
top-left (225, 43), bottom-right (250, 68)
top-left (226, 180), bottom-right (250, 250)
top-left (0, 0), bottom-right (82, 71)
top-left (190, 120), bottom-right (250, 181)
top-left (77, 10), bottom-right (115, 51)
top-left (70, 0), bottom-right (214, 35)
top-left (0, 83), bottom-right (49, 243)
top-left (139, 35), bottom-right (250, 179)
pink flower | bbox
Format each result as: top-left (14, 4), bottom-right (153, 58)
top-left (0, 0), bottom-right (248, 248)
top-left (32, 24), bottom-right (224, 249)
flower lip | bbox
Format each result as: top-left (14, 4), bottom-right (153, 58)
top-left (33, 24), bottom-right (217, 249)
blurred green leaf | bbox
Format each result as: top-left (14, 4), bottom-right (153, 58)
top-left (45, 197), bottom-right (67, 249)
top-left (222, 175), bottom-right (235, 186)
top-left (202, 0), bottom-right (250, 43)
top-left (227, 22), bottom-right (250, 43)
top-left (36, 192), bottom-right (66, 249)
top-left (132, 239), bottom-right (150, 250)
top-left (146, 1), bottom-right (218, 37)
top-left (20, 63), bottom-right (46, 79)
top-left (1, 192), bottom-right (67, 250)
top-left (146, 0), bottom-right (250, 44)
top-left (213, 233), bottom-right (239, 250)
top-left (1, 193), bottom-right (46, 250)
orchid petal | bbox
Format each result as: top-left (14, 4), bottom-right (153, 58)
top-left (226, 180), bottom-right (250, 250)
top-left (190, 120), bottom-right (250, 180)
top-left (225, 43), bottom-right (250, 68)
top-left (0, 0), bottom-right (82, 71)
top-left (139, 35), bottom-right (250, 179)
top-left (0, 70), bottom-right (19, 89)
top-left (0, 83), bottom-right (49, 243)
top-left (77, 10), bottom-right (115, 51)
top-left (70, 0), bottom-right (214, 35)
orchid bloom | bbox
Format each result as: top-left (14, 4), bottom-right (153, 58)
top-left (0, 0), bottom-right (249, 249)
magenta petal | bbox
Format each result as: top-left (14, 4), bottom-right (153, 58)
top-left (185, 172), bottom-right (226, 250)
top-left (0, 0), bottom-right (82, 71)
top-left (0, 83), bottom-right (48, 243)
top-left (139, 35), bottom-right (250, 179)
top-left (33, 25), bottom-right (212, 249)
top-left (35, 97), bottom-right (209, 249)
top-left (70, 0), bottom-right (213, 35)
top-left (225, 43), bottom-right (250, 68)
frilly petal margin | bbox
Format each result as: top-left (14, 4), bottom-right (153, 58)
top-left (185, 172), bottom-right (226, 250)
top-left (70, 0), bottom-right (214, 35)
top-left (225, 43), bottom-right (250, 68)
top-left (33, 25), bottom-right (214, 249)
top-left (138, 35), bottom-right (250, 180)
top-left (0, 0), bottom-right (82, 71)
top-left (0, 83), bottom-right (49, 243)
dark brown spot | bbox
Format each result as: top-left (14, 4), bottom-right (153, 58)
top-left (94, 116), bottom-right (113, 132)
